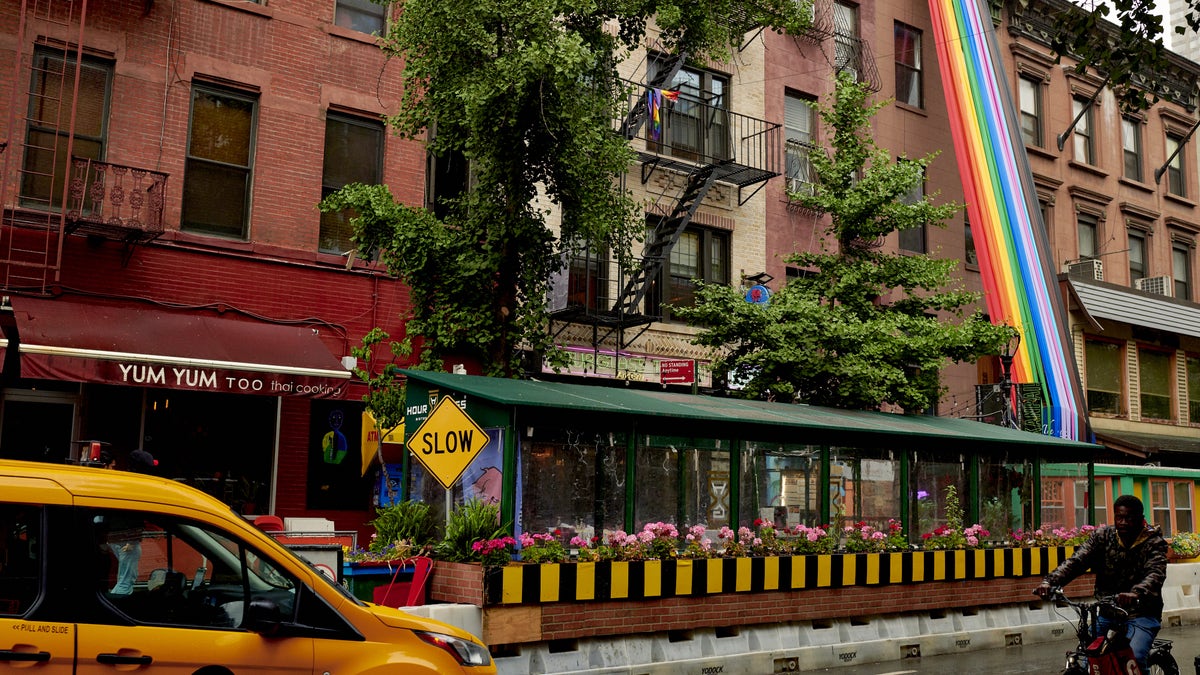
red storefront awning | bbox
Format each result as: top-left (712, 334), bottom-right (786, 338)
top-left (4, 296), bottom-right (352, 398)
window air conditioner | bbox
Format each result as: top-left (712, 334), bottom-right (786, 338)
top-left (1064, 258), bottom-right (1103, 282)
top-left (1133, 275), bottom-right (1173, 297)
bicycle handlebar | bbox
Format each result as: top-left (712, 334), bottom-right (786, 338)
top-left (1048, 587), bottom-right (1131, 617)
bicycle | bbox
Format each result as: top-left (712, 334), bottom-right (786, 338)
top-left (1048, 587), bottom-right (1178, 675)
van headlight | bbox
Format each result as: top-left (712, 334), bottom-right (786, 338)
top-left (414, 630), bottom-right (492, 667)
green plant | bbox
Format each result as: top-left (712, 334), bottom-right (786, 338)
top-left (368, 500), bottom-right (440, 554)
top-left (1170, 532), bottom-right (1200, 558)
top-left (435, 499), bottom-right (510, 563)
top-left (518, 531), bottom-right (568, 564)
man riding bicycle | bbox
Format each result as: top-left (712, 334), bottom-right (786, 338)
top-left (1034, 494), bottom-right (1168, 674)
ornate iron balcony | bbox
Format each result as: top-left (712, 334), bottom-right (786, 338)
top-left (66, 158), bottom-right (167, 244)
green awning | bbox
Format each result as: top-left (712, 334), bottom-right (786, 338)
top-left (400, 370), bottom-right (1099, 455)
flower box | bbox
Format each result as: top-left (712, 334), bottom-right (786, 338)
top-left (430, 546), bottom-right (1075, 607)
top-left (427, 547), bottom-right (1086, 648)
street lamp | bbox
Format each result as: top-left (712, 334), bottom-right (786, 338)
top-left (998, 332), bottom-right (1021, 429)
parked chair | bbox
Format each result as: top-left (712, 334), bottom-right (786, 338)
top-left (372, 556), bottom-right (433, 608)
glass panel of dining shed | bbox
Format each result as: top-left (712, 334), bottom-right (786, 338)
top-left (635, 436), bottom-right (731, 534)
top-left (739, 441), bottom-right (822, 530)
top-left (829, 446), bottom-right (903, 534)
top-left (519, 428), bottom-right (626, 544)
top-left (912, 451), bottom-right (967, 541)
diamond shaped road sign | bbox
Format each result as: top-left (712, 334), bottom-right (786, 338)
top-left (406, 396), bottom-right (490, 489)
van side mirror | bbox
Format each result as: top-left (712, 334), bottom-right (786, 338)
top-left (244, 598), bottom-right (283, 636)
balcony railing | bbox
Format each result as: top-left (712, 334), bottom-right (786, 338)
top-left (616, 78), bottom-right (781, 190)
top-left (66, 158), bottom-right (167, 243)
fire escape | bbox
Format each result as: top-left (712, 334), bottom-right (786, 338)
top-left (548, 50), bottom-right (782, 353)
top-left (0, 0), bottom-right (167, 295)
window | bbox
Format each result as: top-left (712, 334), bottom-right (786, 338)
top-left (1174, 242), bottom-right (1192, 300)
top-left (564, 239), bottom-right (609, 312)
top-left (1122, 117), bottom-right (1143, 182)
top-left (637, 436), bottom-right (729, 531)
top-left (1139, 347), bottom-right (1173, 420)
top-left (88, 509), bottom-right (299, 629)
top-left (649, 59), bottom-right (729, 164)
top-left (1073, 480), bottom-right (1107, 528)
top-left (0, 504), bottom-right (41, 616)
top-left (965, 218), bottom-right (978, 266)
top-left (335, 0), bottom-right (386, 34)
top-left (1078, 213), bottom-right (1098, 259)
top-left (894, 22), bottom-right (922, 108)
top-left (426, 141), bottom-right (472, 222)
top-left (648, 226), bottom-right (730, 322)
top-left (1151, 481), bottom-right (1173, 536)
top-left (1189, 355), bottom-right (1200, 424)
top-left (521, 430), bottom-right (625, 543)
top-left (1177, 482), bottom-right (1194, 533)
top-left (181, 84), bottom-right (257, 238)
top-left (1167, 133), bottom-right (1186, 197)
top-left (834, 2), bottom-right (860, 81)
top-left (1150, 480), bottom-right (1193, 537)
top-left (784, 92), bottom-right (817, 196)
top-left (898, 164), bottom-right (925, 253)
top-left (1018, 75), bottom-right (1042, 147)
top-left (320, 112), bottom-right (384, 254)
top-left (21, 48), bottom-right (112, 209)
top-left (1085, 339), bottom-right (1123, 415)
top-left (1129, 231), bottom-right (1146, 281)
top-left (741, 442), bottom-right (825, 530)
top-left (1071, 97), bottom-right (1093, 165)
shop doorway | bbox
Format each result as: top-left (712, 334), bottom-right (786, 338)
top-left (0, 389), bottom-right (79, 463)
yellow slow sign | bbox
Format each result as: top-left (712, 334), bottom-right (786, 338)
top-left (407, 396), bottom-right (489, 489)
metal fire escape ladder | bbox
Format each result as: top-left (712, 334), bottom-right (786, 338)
top-left (0, 0), bottom-right (89, 293)
top-left (610, 163), bottom-right (721, 318)
top-left (618, 52), bottom-right (688, 142)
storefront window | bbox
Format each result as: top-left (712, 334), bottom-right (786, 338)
top-left (519, 429), bottom-right (624, 543)
top-left (829, 446), bottom-right (902, 534)
top-left (912, 453), bottom-right (965, 540)
top-left (636, 437), bottom-right (729, 532)
top-left (739, 441), bottom-right (821, 530)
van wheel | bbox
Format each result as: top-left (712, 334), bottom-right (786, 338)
top-left (193, 667), bottom-right (233, 675)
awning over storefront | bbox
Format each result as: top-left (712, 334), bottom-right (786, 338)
top-left (1094, 429), bottom-right (1200, 465)
top-left (3, 296), bottom-right (351, 398)
top-left (401, 369), bottom-right (1100, 456)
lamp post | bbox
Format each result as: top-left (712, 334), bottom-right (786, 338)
top-left (998, 332), bottom-right (1021, 429)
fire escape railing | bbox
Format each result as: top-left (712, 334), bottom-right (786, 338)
top-left (65, 157), bottom-right (168, 244)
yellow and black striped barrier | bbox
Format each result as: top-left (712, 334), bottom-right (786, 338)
top-left (483, 546), bottom-right (1074, 605)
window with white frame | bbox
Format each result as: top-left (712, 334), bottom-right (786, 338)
top-left (1018, 75), bottom-right (1042, 147)
top-left (1151, 480), bottom-right (1173, 535)
top-left (1167, 133), bottom-right (1186, 198)
top-left (1072, 97), bottom-right (1094, 165)
top-left (1129, 231), bottom-right (1146, 281)
top-left (1150, 480), bottom-right (1194, 537)
top-left (1174, 241), bottom-right (1192, 300)
top-left (1122, 117), bottom-right (1143, 182)
top-left (1177, 482), bottom-right (1194, 534)
top-left (784, 91), bottom-right (817, 197)
top-left (1078, 212), bottom-right (1098, 260)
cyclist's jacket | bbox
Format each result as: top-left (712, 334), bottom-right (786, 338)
top-left (1042, 522), bottom-right (1168, 620)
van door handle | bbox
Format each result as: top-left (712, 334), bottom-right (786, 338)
top-left (0, 649), bottom-right (51, 662)
top-left (96, 653), bottom-right (153, 665)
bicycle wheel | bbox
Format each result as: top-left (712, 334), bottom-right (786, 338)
top-left (1147, 649), bottom-right (1179, 675)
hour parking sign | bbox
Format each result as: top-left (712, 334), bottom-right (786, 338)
top-left (406, 396), bottom-right (490, 489)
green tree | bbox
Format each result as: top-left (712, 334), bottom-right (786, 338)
top-left (320, 0), bottom-right (812, 377)
top-left (673, 74), bottom-right (1016, 412)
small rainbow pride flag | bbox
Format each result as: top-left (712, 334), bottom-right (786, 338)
top-left (927, 0), bottom-right (1088, 440)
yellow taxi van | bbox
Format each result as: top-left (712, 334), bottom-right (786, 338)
top-left (0, 459), bottom-right (495, 673)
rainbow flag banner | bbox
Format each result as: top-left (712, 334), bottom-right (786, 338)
top-left (927, 0), bottom-right (1087, 440)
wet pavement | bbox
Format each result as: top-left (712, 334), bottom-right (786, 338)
top-left (817, 623), bottom-right (1200, 674)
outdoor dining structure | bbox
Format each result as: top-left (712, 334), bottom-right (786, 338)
top-left (398, 369), bottom-right (1100, 549)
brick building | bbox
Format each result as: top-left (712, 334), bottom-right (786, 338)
top-left (0, 0), bottom-right (423, 536)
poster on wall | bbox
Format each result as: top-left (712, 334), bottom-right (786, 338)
top-left (306, 400), bottom-right (373, 510)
